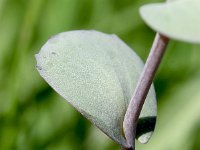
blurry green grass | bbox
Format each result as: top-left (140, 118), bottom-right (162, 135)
top-left (0, 0), bottom-right (200, 150)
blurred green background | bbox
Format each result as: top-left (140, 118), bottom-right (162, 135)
top-left (0, 0), bottom-right (200, 149)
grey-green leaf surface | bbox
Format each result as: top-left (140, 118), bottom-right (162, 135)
top-left (35, 30), bottom-right (157, 147)
top-left (140, 0), bottom-right (200, 43)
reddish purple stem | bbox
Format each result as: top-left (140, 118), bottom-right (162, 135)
top-left (122, 33), bottom-right (169, 150)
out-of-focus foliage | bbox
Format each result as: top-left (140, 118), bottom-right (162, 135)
top-left (0, 0), bottom-right (200, 150)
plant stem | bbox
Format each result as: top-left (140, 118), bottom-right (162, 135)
top-left (123, 33), bottom-right (169, 149)
top-left (121, 147), bottom-right (134, 150)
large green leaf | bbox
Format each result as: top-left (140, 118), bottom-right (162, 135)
top-left (140, 0), bottom-right (200, 43)
top-left (35, 30), bottom-right (157, 147)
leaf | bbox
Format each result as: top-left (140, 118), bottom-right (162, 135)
top-left (35, 30), bottom-right (157, 147)
top-left (140, 0), bottom-right (200, 43)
